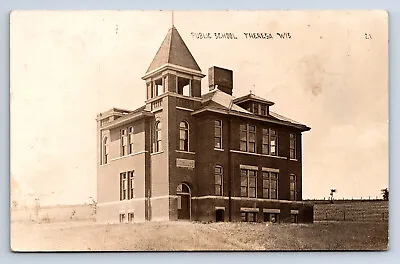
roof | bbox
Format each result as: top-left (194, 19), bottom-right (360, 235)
top-left (197, 89), bottom-right (310, 131)
top-left (146, 26), bottom-right (201, 73)
top-left (233, 93), bottom-right (275, 106)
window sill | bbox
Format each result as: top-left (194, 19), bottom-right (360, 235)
top-left (289, 158), bottom-right (298, 161)
top-left (151, 151), bottom-right (164, 156)
top-left (175, 150), bottom-right (196, 155)
top-left (214, 148), bottom-right (224, 152)
top-left (230, 150), bottom-right (286, 159)
top-left (110, 151), bottom-right (147, 161)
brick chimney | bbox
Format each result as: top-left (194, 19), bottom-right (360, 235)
top-left (208, 66), bottom-right (233, 95)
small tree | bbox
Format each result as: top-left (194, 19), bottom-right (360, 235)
top-left (381, 188), bottom-right (389, 201)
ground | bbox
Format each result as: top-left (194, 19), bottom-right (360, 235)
top-left (10, 200), bottom-right (389, 251)
top-left (11, 220), bottom-right (388, 251)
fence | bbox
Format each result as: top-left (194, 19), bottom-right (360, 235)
top-left (313, 201), bottom-right (389, 222)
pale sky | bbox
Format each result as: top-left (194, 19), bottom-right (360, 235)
top-left (10, 10), bottom-right (388, 206)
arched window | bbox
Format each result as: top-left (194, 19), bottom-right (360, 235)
top-left (179, 121), bottom-right (189, 151)
top-left (154, 121), bottom-right (162, 152)
top-left (102, 137), bottom-right (109, 164)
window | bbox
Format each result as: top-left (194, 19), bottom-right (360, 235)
top-left (129, 171), bottom-right (135, 199)
top-left (119, 213), bottom-right (126, 223)
top-left (252, 103), bottom-right (258, 114)
top-left (102, 137), bottom-right (109, 164)
top-left (154, 121), bottom-right (162, 152)
top-left (177, 76), bottom-right (191, 96)
top-left (120, 172), bottom-right (127, 200)
top-left (128, 127), bottom-right (134, 154)
top-left (120, 170), bottom-right (134, 200)
top-left (270, 129), bottom-right (278, 156)
top-left (260, 105), bottom-right (267, 116)
top-left (240, 124), bottom-right (256, 153)
top-left (121, 129), bottom-right (128, 156)
top-left (291, 214), bottom-right (298, 223)
top-left (241, 212), bottom-right (258, 222)
top-left (241, 169), bottom-right (257, 198)
top-left (289, 133), bottom-right (296, 159)
top-left (214, 120), bottom-right (222, 149)
top-left (262, 129), bottom-right (269, 154)
top-left (179, 121), bottom-right (189, 151)
top-left (214, 166), bottom-right (223, 196)
top-left (264, 213), bottom-right (279, 223)
top-left (289, 174), bottom-right (296, 201)
top-left (262, 171), bottom-right (278, 199)
top-left (128, 212), bottom-right (134, 223)
top-left (262, 128), bottom-right (278, 155)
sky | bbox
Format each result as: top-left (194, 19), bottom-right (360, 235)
top-left (10, 10), bottom-right (388, 206)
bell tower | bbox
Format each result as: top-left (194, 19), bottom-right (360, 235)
top-left (141, 26), bottom-right (205, 102)
top-left (141, 25), bottom-right (205, 221)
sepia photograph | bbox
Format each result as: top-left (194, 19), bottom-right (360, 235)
top-left (10, 10), bottom-right (388, 251)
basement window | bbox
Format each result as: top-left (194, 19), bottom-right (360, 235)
top-left (119, 213), bottom-right (126, 223)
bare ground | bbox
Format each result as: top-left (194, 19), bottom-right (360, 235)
top-left (10, 220), bottom-right (388, 252)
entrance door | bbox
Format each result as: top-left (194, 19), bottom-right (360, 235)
top-left (177, 183), bottom-right (191, 220)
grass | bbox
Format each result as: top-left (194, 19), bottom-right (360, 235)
top-left (10, 220), bottom-right (388, 251)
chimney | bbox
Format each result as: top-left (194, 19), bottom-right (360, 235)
top-left (208, 66), bottom-right (233, 95)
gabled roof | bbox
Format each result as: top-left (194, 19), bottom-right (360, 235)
top-left (233, 93), bottom-right (275, 106)
top-left (146, 26), bottom-right (201, 73)
top-left (196, 89), bottom-right (310, 131)
top-left (201, 89), bottom-right (251, 114)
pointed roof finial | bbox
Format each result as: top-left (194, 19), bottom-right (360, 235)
top-left (172, 10), bottom-right (174, 27)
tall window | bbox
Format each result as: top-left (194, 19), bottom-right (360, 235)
top-left (179, 121), bottom-right (189, 151)
top-left (214, 120), bottom-right (222, 149)
top-left (120, 172), bottom-right (127, 200)
top-left (270, 129), bottom-right (278, 156)
top-left (262, 171), bottom-right (278, 199)
top-left (154, 121), bottom-right (162, 152)
top-left (214, 166), bottom-right (223, 196)
top-left (121, 129), bottom-right (128, 156)
top-left (102, 137), bottom-right (109, 164)
top-left (289, 174), bottom-right (297, 200)
top-left (128, 127), bottom-right (134, 154)
top-left (240, 124), bottom-right (256, 153)
top-left (240, 169), bottom-right (257, 198)
top-left (289, 133), bottom-right (296, 159)
top-left (262, 129), bottom-right (269, 154)
top-left (129, 171), bottom-right (135, 199)
top-left (120, 171), bottom-right (135, 200)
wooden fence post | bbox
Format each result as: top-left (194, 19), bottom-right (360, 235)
top-left (343, 210), bottom-right (346, 221)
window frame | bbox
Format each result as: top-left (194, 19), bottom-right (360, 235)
top-left (240, 169), bottom-right (257, 198)
top-left (120, 172), bottom-right (127, 200)
top-left (289, 133), bottom-right (297, 159)
top-left (154, 121), bottom-right (162, 153)
top-left (128, 126), bottom-right (134, 155)
top-left (262, 171), bottom-right (278, 199)
top-left (240, 124), bottom-right (256, 153)
top-left (214, 166), bottom-right (223, 196)
top-left (269, 129), bottom-right (278, 156)
top-left (179, 121), bottom-right (189, 151)
top-left (120, 129), bottom-right (128, 156)
top-left (102, 136), bottom-right (109, 164)
top-left (289, 174), bottom-right (297, 201)
top-left (214, 120), bottom-right (223, 149)
top-left (129, 171), bottom-right (135, 199)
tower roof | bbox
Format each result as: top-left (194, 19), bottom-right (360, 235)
top-left (145, 26), bottom-right (201, 74)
